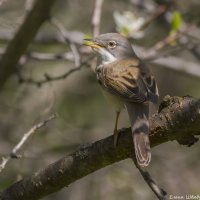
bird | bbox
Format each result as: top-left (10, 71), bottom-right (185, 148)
top-left (84, 33), bottom-right (159, 167)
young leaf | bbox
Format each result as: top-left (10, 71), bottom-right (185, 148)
top-left (171, 11), bottom-right (182, 33)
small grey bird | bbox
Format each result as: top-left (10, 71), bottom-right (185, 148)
top-left (85, 33), bottom-right (159, 167)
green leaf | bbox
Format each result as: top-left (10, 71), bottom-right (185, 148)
top-left (84, 33), bottom-right (92, 39)
top-left (170, 11), bottom-right (182, 33)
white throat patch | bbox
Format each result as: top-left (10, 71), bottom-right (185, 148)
top-left (98, 48), bottom-right (117, 64)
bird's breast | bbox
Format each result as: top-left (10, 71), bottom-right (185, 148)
top-left (96, 64), bottom-right (104, 85)
top-left (102, 89), bottom-right (125, 112)
top-left (96, 64), bottom-right (124, 111)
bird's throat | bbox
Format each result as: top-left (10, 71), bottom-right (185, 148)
top-left (98, 48), bottom-right (117, 64)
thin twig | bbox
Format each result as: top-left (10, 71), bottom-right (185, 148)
top-left (69, 42), bottom-right (81, 67)
top-left (132, 158), bottom-right (167, 200)
top-left (0, 114), bottom-right (57, 173)
top-left (130, 0), bottom-right (156, 13)
top-left (145, 23), bottom-right (192, 56)
top-left (92, 0), bottom-right (104, 37)
top-left (133, 45), bottom-right (200, 78)
top-left (17, 55), bottom-right (94, 87)
top-left (90, 0), bottom-right (104, 72)
top-left (152, 56), bottom-right (200, 78)
top-left (140, 5), bottom-right (169, 31)
top-left (15, 18), bottom-right (93, 86)
top-left (27, 51), bottom-right (74, 61)
top-left (0, 46), bottom-right (89, 62)
top-left (140, 45), bottom-right (183, 61)
top-left (50, 17), bottom-right (81, 67)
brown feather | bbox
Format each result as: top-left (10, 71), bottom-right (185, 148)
top-left (97, 58), bottom-right (158, 104)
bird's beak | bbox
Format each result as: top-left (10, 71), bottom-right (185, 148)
top-left (84, 38), bottom-right (104, 49)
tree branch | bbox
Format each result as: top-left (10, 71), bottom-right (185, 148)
top-left (0, 0), bottom-right (56, 91)
top-left (0, 114), bottom-right (57, 173)
top-left (92, 0), bottom-right (104, 37)
top-left (0, 96), bottom-right (199, 200)
top-left (17, 55), bottom-right (94, 87)
top-left (49, 17), bottom-right (81, 67)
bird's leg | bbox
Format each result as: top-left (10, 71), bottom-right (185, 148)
top-left (113, 111), bottom-right (120, 147)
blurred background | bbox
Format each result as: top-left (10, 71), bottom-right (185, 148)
top-left (0, 0), bottom-right (200, 199)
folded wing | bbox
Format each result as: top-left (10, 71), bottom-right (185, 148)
top-left (98, 58), bottom-right (158, 104)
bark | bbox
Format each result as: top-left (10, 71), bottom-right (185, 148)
top-left (0, 96), bottom-right (200, 200)
top-left (0, 0), bottom-right (56, 91)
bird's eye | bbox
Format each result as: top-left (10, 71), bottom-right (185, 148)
top-left (108, 41), bottom-right (117, 48)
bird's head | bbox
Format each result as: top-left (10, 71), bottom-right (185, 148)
top-left (84, 33), bottom-right (135, 64)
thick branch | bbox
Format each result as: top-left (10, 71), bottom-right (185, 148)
top-left (0, 0), bottom-right (56, 91)
top-left (0, 96), bottom-right (200, 200)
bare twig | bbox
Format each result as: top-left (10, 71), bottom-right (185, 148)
top-left (50, 17), bottom-right (81, 67)
top-left (69, 43), bottom-right (81, 67)
top-left (139, 20), bottom-right (195, 61)
top-left (14, 17), bottom-right (94, 86)
top-left (27, 51), bottom-right (74, 61)
top-left (132, 158), bottom-right (167, 200)
top-left (49, 18), bottom-right (71, 42)
top-left (150, 25), bottom-right (192, 52)
top-left (130, 0), bottom-right (156, 12)
top-left (0, 30), bottom-right (84, 45)
top-left (90, 0), bottom-right (104, 72)
top-left (0, 114), bottom-right (57, 173)
top-left (138, 45), bottom-right (182, 61)
top-left (0, 48), bottom-right (86, 63)
top-left (140, 5), bottom-right (169, 31)
top-left (132, 45), bottom-right (200, 78)
top-left (152, 56), bottom-right (200, 78)
top-left (92, 0), bottom-right (104, 37)
top-left (17, 55), bottom-right (94, 87)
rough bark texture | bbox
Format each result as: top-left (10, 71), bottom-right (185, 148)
top-left (0, 0), bottom-right (56, 91)
top-left (0, 96), bottom-right (200, 200)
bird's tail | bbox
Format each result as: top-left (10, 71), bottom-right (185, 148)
top-left (125, 102), bottom-right (151, 167)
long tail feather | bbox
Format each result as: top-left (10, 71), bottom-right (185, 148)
top-left (126, 102), bottom-right (151, 167)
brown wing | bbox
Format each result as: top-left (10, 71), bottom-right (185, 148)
top-left (140, 61), bottom-right (159, 104)
top-left (98, 59), bottom-right (149, 103)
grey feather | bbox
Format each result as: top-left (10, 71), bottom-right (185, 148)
top-left (125, 102), bottom-right (151, 167)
